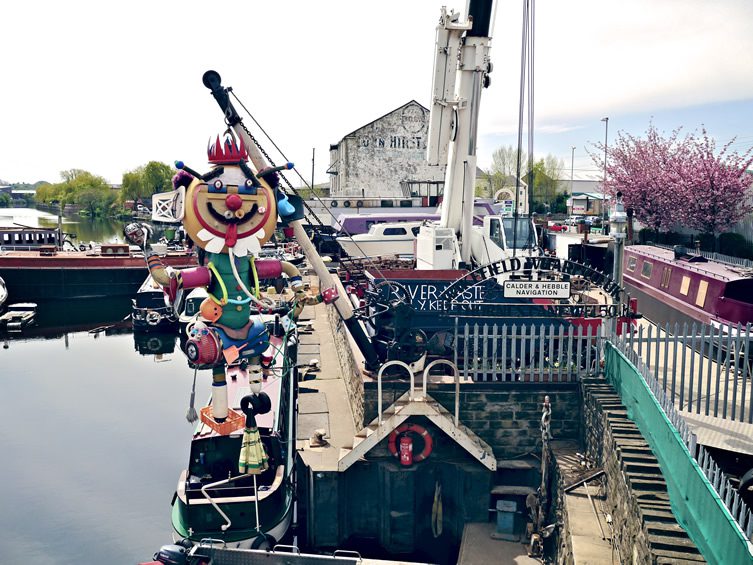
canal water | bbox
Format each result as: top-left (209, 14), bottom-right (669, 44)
top-left (1, 208), bottom-right (215, 563)
top-left (0, 206), bottom-right (174, 245)
top-left (0, 300), bottom-right (214, 564)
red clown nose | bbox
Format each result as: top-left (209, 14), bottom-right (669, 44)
top-left (225, 193), bottom-right (242, 211)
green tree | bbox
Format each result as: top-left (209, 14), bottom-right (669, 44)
top-left (42, 169), bottom-right (114, 216)
top-left (0, 193), bottom-right (11, 207)
top-left (121, 161), bottom-right (174, 202)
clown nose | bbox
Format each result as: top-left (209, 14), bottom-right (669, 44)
top-left (225, 193), bottom-right (242, 211)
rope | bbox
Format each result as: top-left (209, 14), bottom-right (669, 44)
top-left (186, 366), bottom-right (198, 423)
top-left (227, 89), bottom-right (391, 285)
top-left (431, 481), bottom-right (443, 538)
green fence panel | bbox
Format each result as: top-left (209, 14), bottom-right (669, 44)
top-left (605, 342), bottom-right (753, 565)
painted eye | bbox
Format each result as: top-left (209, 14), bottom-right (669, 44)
top-left (223, 210), bottom-right (234, 219)
top-left (208, 179), bottom-right (226, 194)
top-left (238, 178), bottom-right (258, 196)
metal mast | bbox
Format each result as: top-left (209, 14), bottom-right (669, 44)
top-left (423, 0), bottom-right (495, 267)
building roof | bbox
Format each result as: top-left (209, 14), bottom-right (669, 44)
top-left (339, 100), bottom-right (429, 140)
top-left (572, 192), bottom-right (609, 200)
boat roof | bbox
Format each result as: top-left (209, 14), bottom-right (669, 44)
top-left (627, 245), bottom-right (753, 282)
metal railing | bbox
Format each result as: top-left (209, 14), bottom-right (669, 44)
top-left (453, 321), bottom-right (603, 382)
top-left (653, 242), bottom-right (753, 270)
top-left (610, 326), bottom-right (753, 542)
top-left (623, 322), bottom-right (753, 422)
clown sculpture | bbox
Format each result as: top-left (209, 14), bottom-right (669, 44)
top-left (139, 133), bottom-right (331, 423)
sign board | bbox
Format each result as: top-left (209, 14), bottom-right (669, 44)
top-left (503, 280), bottom-right (571, 299)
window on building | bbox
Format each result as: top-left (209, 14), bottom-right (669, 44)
top-left (626, 256), bottom-right (637, 272)
top-left (640, 261), bottom-right (653, 279)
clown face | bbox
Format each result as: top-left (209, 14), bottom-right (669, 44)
top-left (183, 164), bottom-right (277, 256)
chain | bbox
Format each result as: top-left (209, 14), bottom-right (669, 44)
top-left (229, 92), bottom-right (325, 228)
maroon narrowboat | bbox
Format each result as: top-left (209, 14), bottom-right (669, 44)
top-left (623, 245), bottom-right (753, 328)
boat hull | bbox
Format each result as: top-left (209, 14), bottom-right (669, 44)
top-left (0, 252), bottom-right (196, 301)
top-left (171, 479), bottom-right (293, 547)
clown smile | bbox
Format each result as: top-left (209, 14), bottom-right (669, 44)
top-left (206, 201), bottom-right (258, 225)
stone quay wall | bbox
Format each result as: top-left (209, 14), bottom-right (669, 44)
top-left (364, 381), bottom-right (581, 458)
top-left (578, 376), bottom-right (703, 564)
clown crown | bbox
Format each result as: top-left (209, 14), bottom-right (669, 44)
top-left (208, 134), bottom-right (248, 165)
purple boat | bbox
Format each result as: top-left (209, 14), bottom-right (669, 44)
top-left (623, 245), bottom-right (753, 328)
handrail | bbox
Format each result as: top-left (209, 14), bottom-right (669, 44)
top-left (376, 360), bottom-right (414, 425)
top-left (628, 246), bottom-right (732, 281)
top-left (199, 468), bottom-right (283, 531)
top-left (423, 359), bottom-right (461, 426)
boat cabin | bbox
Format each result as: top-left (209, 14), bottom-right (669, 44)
top-left (0, 227), bottom-right (61, 251)
top-left (623, 245), bottom-right (753, 327)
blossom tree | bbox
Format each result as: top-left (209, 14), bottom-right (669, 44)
top-left (594, 124), bottom-right (753, 245)
top-left (595, 125), bottom-right (687, 233)
top-left (678, 129), bottom-right (753, 245)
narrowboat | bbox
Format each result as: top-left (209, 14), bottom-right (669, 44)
top-left (623, 244), bottom-right (753, 329)
top-left (0, 244), bottom-right (197, 301)
top-left (170, 323), bottom-right (297, 549)
top-left (132, 274), bottom-right (179, 332)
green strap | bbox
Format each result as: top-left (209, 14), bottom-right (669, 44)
top-left (207, 262), bottom-right (228, 305)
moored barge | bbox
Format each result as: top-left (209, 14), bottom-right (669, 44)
top-left (0, 244), bottom-right (197, 301)
top-left (623, 244), bottom-right (753, 328)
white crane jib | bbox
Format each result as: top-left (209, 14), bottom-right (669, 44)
top-left (419, 0), bottom-right (494, 269)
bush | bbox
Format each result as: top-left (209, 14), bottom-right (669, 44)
top-left (637, 229), bottom-right (687, 246)
top-left (719, 232), bottom-right (753, 259)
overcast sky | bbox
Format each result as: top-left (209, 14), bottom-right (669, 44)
top-left (2, 0), bottom-right (752, 186)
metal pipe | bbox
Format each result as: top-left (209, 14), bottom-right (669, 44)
top-left (202, 71), bottom-right (379, 370)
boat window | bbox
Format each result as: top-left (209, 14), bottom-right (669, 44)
top-left (411, 226), bottom-right (421, 237)
top-left (680, 275), bottom-right (691, 296)
top-left (383, 227), bottom-right (407, 236)
top-left (626, 256), bottom-right (637, 272)
top-left (489, 218), bottom-right (504, 248)
top-left (695, 280), bottom-right (708, 308)
top-left (501, 217), bottom-right (534, 249)
top-left (641, 261), bottom-right (653, 279)
top-left (661, 267), bottom-right (672, 288)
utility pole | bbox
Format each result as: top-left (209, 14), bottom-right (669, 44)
top-left (570, 146), bottom-right (575, 216)
top-left (601, 117), bottom-right (609, 221)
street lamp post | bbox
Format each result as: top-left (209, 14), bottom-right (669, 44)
top-left (570, 146), bottom-right (575, 216)
top-left (601, 117), bottom-right (609, 221)
top-left (610, 190), bottom-right (627, 334)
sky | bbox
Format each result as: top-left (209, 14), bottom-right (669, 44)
top-left (1, 0), bottom-right (753, 187)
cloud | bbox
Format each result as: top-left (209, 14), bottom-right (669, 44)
top-left (1, 1), bottom-right (752, 184)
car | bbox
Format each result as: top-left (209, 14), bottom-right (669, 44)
top-left (548, 222), bottom-right (567, 232)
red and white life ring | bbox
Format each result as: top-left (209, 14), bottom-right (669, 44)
top-left (388, 422), bottom-right (433, 463)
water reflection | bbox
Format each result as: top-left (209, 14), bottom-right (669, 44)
top-left (0, 295), bottom-right (212, 564)
top-left (1, 207), bottom-right (175, 245)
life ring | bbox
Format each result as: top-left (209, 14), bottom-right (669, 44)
top-left (146, 337), bottom-right (162, 352)
top-left (145, 310), bottom-right (162, 326)
top-left (388, 422), bottom-right (433, 462)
